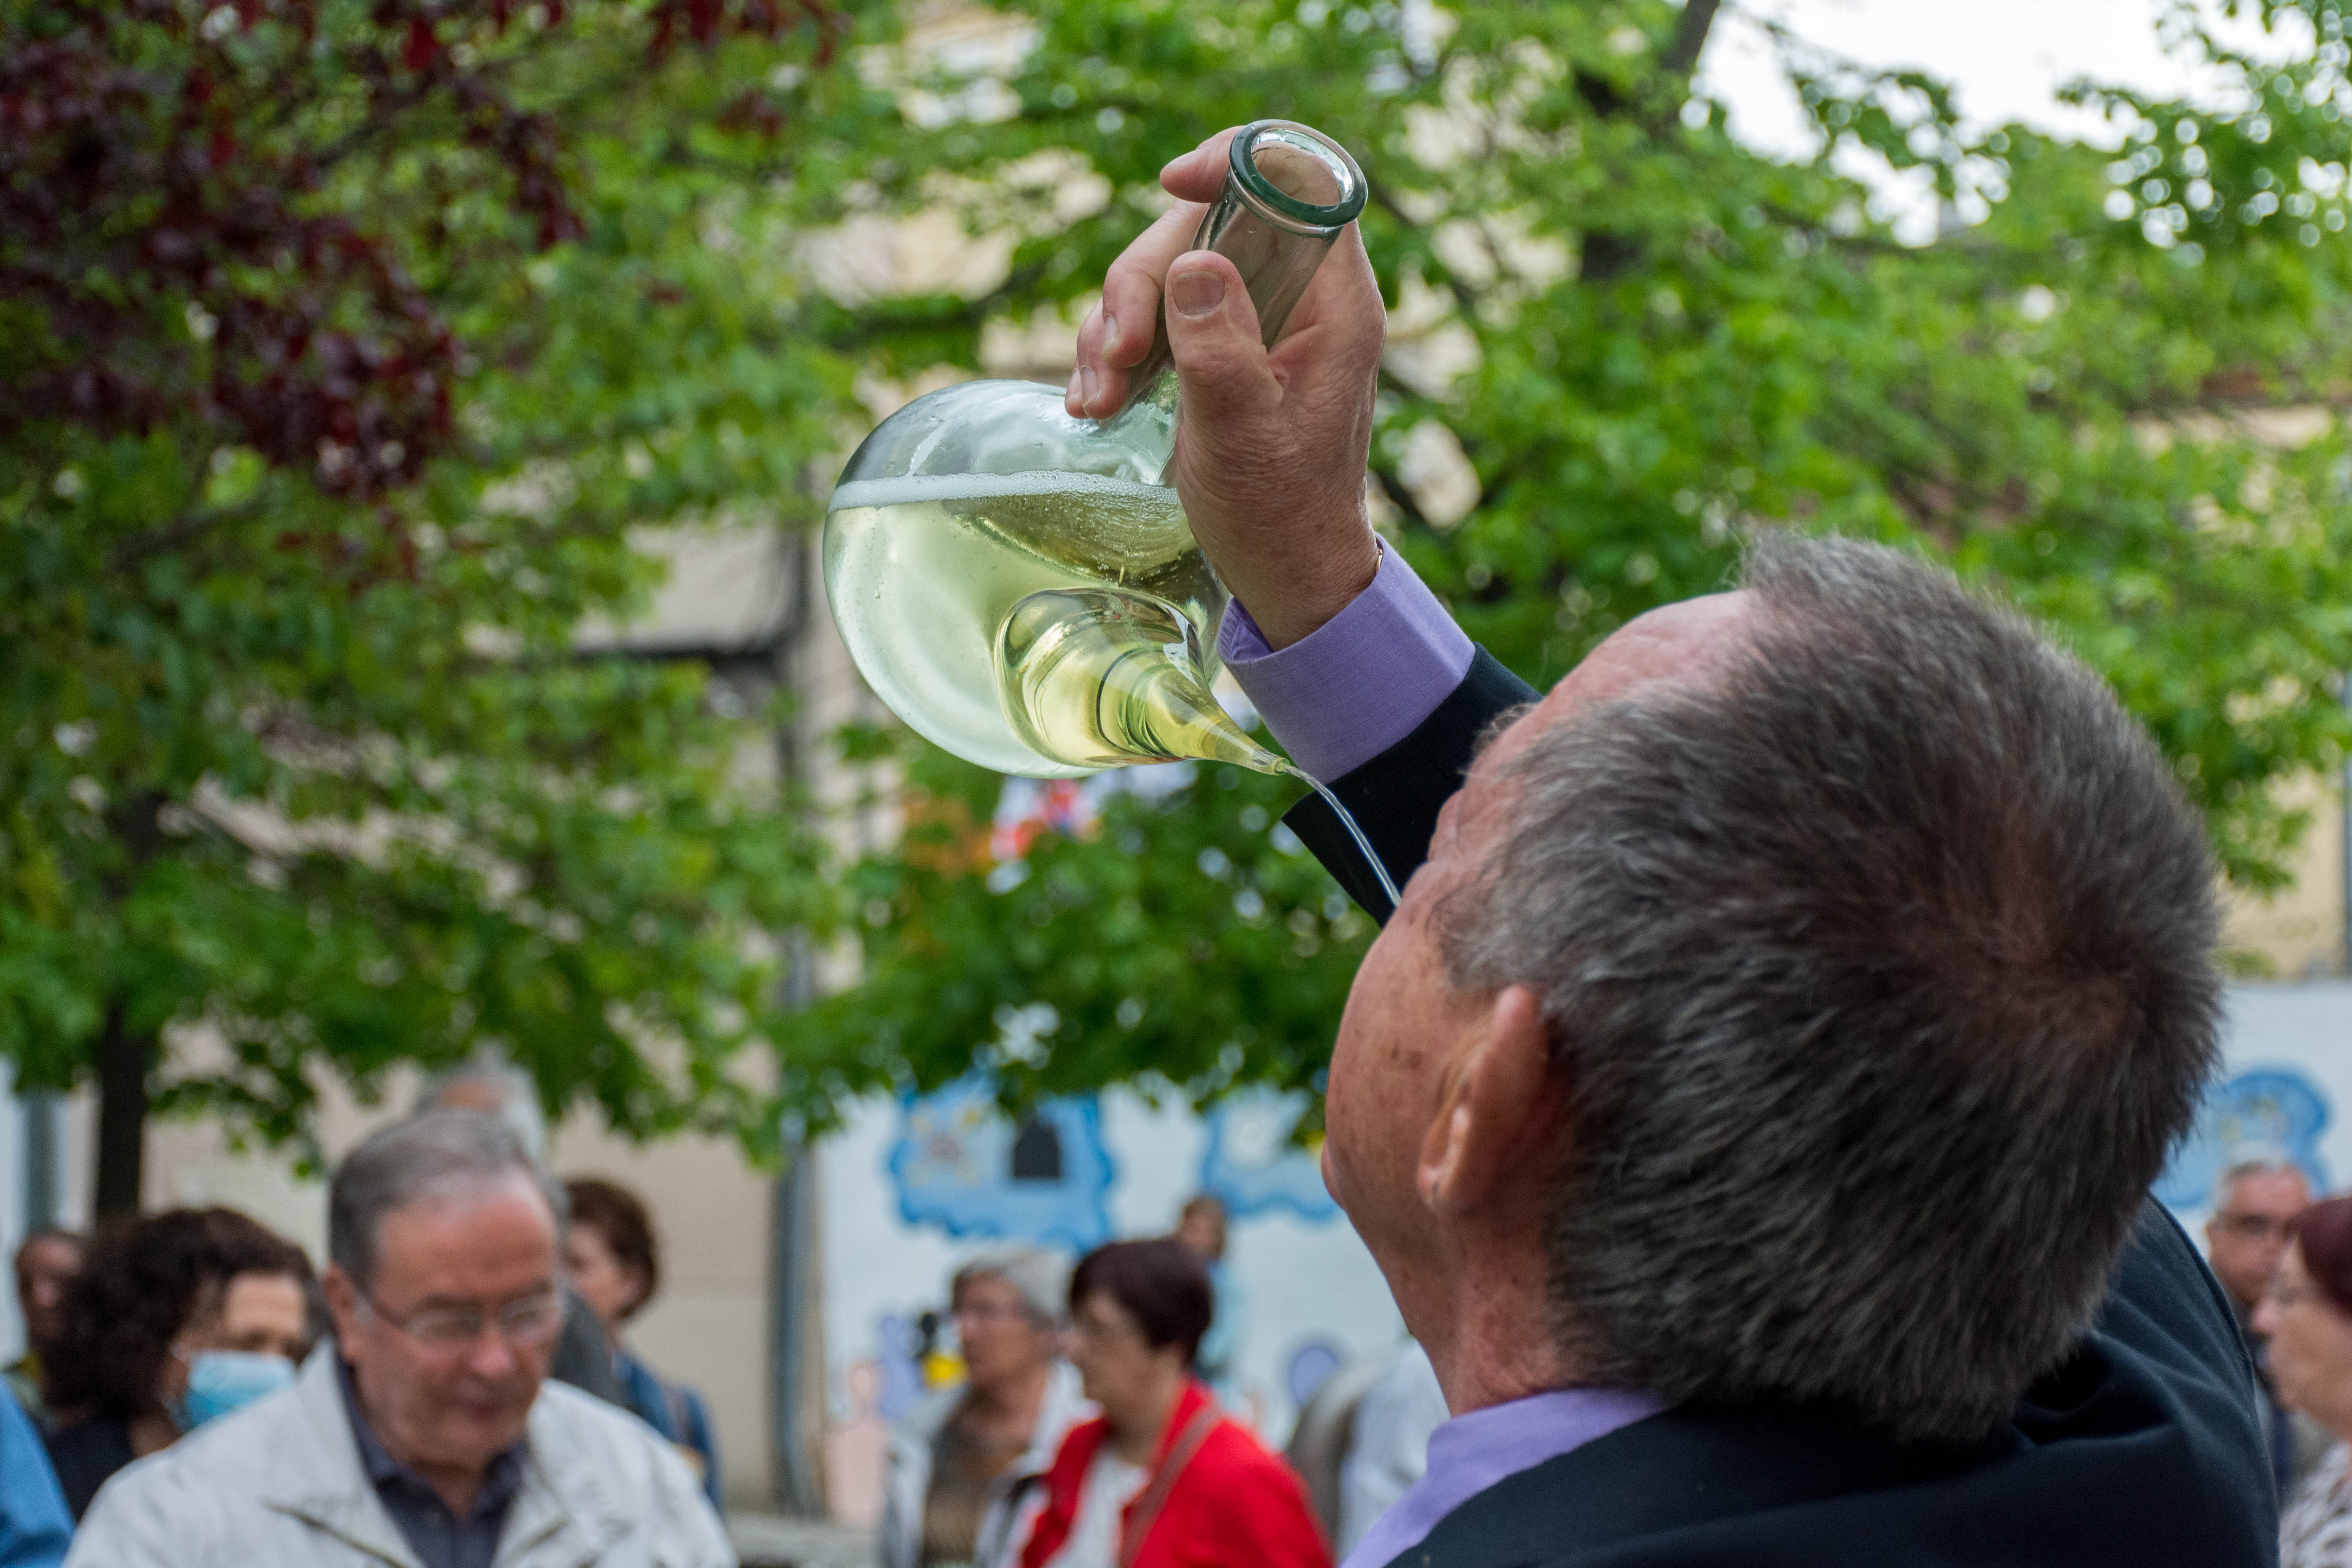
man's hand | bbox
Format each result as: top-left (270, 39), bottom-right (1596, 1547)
top-left (1067, 128), bottom-right (1386, 650)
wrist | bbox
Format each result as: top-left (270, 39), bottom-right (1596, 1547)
top-left (1238, 534), bottom-right (1382, 652)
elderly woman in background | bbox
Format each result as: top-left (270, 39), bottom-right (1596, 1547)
top-left (884, 1247), bottom-right (1089, 1568)
top-left (2259, 1195), bottom-right (2352, 1566)
top-left (1014, 1238), bottom-right (1326, 1568)
top-left (563, 1177), bottom-right (723, 1512)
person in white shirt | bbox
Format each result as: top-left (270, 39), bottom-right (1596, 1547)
top-left (1336, 1342), bottom-right (1446, 1558)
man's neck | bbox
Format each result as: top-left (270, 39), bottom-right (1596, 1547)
top-left (344, 1360), bottom-right (495, 1522)
top-left (411, 1453), bottom-right (490, 1522)
top-left (1412, 1247), bottom-right (1585, 1416)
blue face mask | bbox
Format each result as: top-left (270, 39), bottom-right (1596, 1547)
top-left (173, 1350), bottom-right (297, 1431)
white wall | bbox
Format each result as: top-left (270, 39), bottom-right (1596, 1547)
top-left (0, 1070), bottom-right (26, 1362)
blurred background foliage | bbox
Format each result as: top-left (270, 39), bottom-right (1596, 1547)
top-left (6, 0), bottom-right (2352, 1171)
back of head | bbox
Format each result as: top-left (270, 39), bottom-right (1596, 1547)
top-left (2293, 1196), bottom-right (2352, 1312)
top-left (1070, 1238), bottom-right (1214, 1367)
top-left (46, 1207), bottom-right (311, 1421)
top-left (1442, 532), bottom-right (2220, 1441)
top-left (417, 1052), bottom-right (548, 1163)
top-left (1176, 1194), bottom-right (1229, 1261)
top-left (332, 1109), bottom-right (567, 1291)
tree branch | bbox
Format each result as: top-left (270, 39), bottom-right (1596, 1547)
top-left (107, 497), bottom-right (268, 575)
top-left (1663, 0), bottom-right (1725, 77)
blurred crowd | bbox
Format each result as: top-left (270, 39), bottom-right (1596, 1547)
top-left (0, 1060), bottom-right (730, 1568)
top-left (877, 1194), bottom-right (1446, 1568)
top-left (7, 1089), bottom-right (2350, 1568)
top-left (2211, 1152), bottom-right (2352, 1568)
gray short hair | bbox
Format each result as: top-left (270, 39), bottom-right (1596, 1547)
top-left (1441, 532), bottom-right (2220, 1442)
top-left (417, 1052), bottom-right (548, 1162)
top-left (330, 1109), bottom-right (569, 1290)
top-left (2210, 1147), bottom-right (2312, 1213)
top-left (952, 1246), bottom-right (1069, 1325)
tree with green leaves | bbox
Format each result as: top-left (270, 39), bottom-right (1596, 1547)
top-left (801, 0), bottom-right (2352, 1114)
top-left (1, 0), bottom-right (892, 1209)
top-left (12, 0), bottom-right (2352, 1183)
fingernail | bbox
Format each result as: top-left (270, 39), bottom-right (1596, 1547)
top-left (1171, 269), bottom-right (1225, 319)
top-left (1066, 368), bottom-right (1082, 408)
top-left (1100, 308), bottom-right (1118, 358)
top-left (1079, 363), bottom-right (1098, 408)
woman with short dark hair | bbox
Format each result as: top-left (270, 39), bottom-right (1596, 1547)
top-left (562, 1176), bottom-right (722, 1512)
top-left (2263, 1196), bottom-right (2352, 1566)
top-left (42, 1207), bottom-right (313, 1519)
top-left (1015, 1238), bottom-right (1327, 1568)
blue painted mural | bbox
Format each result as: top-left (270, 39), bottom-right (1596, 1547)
top-left (888, 1077), bottom-right (1116, 1250)
top-left (1199, 1087), bottom-right (1340, 1223)
top-left (2155, 1065), bottom-right (2332, 1212)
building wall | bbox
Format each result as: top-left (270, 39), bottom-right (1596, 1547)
top-left (2222, 774), bottom-right (2348, 981)
top-left (544, 1118), bottom-right (778, 1511)
top-left (0, 1076), bottom-right (45, 1361)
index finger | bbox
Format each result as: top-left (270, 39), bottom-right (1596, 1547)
top-left (1069, 200), bottom-right (1201, 419)
top-left (1160, 127), bottom-right (1240, 206)
top-left (1067, 127), bottom-right (1247, 420)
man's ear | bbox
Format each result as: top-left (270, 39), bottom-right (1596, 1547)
top-left (1414, 985), bottom-right (1560, 1220)
top-left (321, 1264), bottom-right (364, 1351)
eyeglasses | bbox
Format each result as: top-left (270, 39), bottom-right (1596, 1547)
top-left (2217, 1213), bottom-right (2295, 1242)
top-left (359, 1287), bottom-right (566, 1351)
top-left (955, 1300), bottom-right (1046, 1328)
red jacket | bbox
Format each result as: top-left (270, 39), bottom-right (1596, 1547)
top-left (1016, 1381), bottom-right (1330, 1568)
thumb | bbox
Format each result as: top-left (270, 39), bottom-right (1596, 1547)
top-left (1163, 252), bottom-right (1279, 430)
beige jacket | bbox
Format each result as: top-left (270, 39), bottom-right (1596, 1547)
top-left (65, 1350), bottom-right (733, 1568)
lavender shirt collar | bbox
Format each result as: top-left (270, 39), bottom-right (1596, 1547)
top-left (1340, 1387), bottom-right (1667, 1568)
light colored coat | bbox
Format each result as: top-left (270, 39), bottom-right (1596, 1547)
top-left (64, 1350), bottom-right (733, 1568)
top-left (879, 1361), bottom-right (1089, 1568)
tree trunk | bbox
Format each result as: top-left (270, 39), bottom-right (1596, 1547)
top-left (1662, 0), bottom-right (1724, 76)
top-left (93, 1010), bottom-right (152, 1218)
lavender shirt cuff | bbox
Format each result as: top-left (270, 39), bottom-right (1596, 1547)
top-left (1216, 545), bottom-right (1475, 783)
top-left (1339, 1387), bottom-right (1667, 1568)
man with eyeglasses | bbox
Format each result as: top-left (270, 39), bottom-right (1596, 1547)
top-left (2207, 1151), bottom-right (2326, 1498)
top-left (64, 1110), bottom-right (731, 1568)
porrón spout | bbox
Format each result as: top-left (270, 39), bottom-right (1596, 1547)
top-left (995, 588), bottom-right (1286, 775)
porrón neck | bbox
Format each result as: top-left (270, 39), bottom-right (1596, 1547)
top-left (1098, 172), bottom-right (1344, 483)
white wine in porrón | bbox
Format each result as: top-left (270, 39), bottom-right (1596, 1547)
top-left (821, 470), bottom-right (1228, 778)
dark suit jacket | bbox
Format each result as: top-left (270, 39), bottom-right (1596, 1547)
top-left (1284, 650), bottom-right (2276, 1567)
